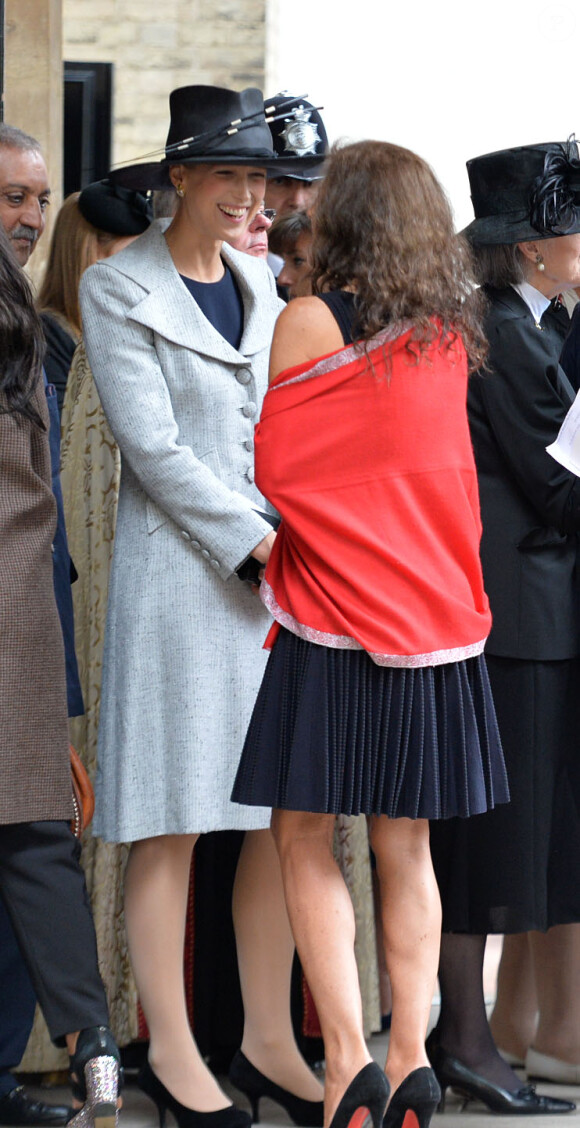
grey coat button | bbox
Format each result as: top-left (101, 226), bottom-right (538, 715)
top-left (192, 540), bottom-right (201, 549)
top-left (236, 368), bottom-right (252, 385)
top-left (242, 401), bottom-right (257, 418)
top-left (244, 439), bottom-right (254, 452)
top-left (211, 559), bottom-right (221, 569)
top-left (246, 466), bottom-right (255, 483)
top-left (181, 530), bottom-right (191, 541)
top-left (201, 548), bottom-right (211, 559)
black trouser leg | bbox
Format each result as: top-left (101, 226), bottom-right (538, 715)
top-left (0, 893), bottom-right (36, 1093)
top-left (0, 821), bottom-right (109, 1045)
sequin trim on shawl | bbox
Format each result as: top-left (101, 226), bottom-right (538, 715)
top-left (261, 580), bottom-right (487, 668)
top-left (268, 322), bottom-right (415, 391)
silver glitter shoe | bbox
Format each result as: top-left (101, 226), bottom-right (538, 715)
top-left (69, 1027), bottom-right (121, 1128)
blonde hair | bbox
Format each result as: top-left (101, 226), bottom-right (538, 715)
top-left (36, 193), bottom-right (99, 336)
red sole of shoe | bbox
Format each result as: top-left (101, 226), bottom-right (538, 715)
top-left (348, 1108), bottom-right (373, 1128)
top-left (401, 1112), bottom-right (420, 1128)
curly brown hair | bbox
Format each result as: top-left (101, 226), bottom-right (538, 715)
top-left (310, 140), bottom-right (487, 371)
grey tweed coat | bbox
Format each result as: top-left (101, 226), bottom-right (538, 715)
top-left (80, 220), bottom-right (282, 841)
top-left (0, 381), bottom-right (71, 824)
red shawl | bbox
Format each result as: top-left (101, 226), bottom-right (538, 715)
top-left (257, 325), bottom-right (491, 667)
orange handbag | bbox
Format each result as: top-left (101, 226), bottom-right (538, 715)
top-left (70, 744), bottom-right (95, 838)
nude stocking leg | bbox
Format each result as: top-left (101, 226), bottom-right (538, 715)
top-left (271, 811), bottom-right (371, 1127)
top-left (233, 828), bottom-right (323, 1101)
top-left (530, 923), bottom-right (580, 1062)
top-left (489, 934), bottom-right (537, 1060)
top-left (124, 834), bottom-right (230, 1111)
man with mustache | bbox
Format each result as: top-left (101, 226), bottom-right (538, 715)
top-left (0, 124), bottom-right (75, 1128)
top-left (0, 125), bottom-right (50, 267)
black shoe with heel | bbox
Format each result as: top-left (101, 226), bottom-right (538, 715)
top-left (426, 1032), bottom-right (575, 1115)
top-left (329, 1063), bottom-right (390, 1128)
top-left (138, 1061), bottom-right (251, 1128)
top-left (228, 1051), bottom-right (323, 1126)
top-left (382, 1068), bottom-right (440, 1128)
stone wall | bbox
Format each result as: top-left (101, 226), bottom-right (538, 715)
top-left (63, 0), bottom-right (270, 166)
top-left (5, 0), bottom-right (63, 284)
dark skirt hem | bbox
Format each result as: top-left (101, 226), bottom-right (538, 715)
top-left (232, 628), bottom-right (508, 820)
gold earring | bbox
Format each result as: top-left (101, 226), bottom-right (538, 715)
top-left (176, 184), bottom-right (185, 198)
top-left (536, 255), bottom-right (545, 272)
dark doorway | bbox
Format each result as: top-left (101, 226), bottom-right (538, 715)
top-left (64, 61), bottom-right (112, 195)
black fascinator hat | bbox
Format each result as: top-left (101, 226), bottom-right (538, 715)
top-left (464, 138), bottom-right (580, 245)
top-left (78, 179), bottom-right (153, 235)
top-left (109, 86), bottom-right (282, 190)
top-left (265, 93), bottom-right (328, 181)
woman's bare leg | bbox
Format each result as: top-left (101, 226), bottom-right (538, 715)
top-left (124, 834), bottom-right (231, 1111)
top-left (271, 810), bottom-right (371, 1126)
top-left (489, 934), bottom-right (537, 1061)
top-left (369, 817), bottom-right (439, 1096)
top-left (233, 828), bottom-right (323, 1100)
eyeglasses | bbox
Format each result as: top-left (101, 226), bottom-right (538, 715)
top-left (258, 208), bottom-right (276, 220)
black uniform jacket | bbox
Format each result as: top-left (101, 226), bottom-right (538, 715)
top-left (468, 286), bottom-right (580, 660)
top-left (561, 302), bottom-right (580, 392)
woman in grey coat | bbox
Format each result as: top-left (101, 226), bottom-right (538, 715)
top-left (79, 86), bottom-right (323, 1128)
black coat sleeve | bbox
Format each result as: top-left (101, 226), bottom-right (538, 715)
top-left (476, 313), bottom-right (580, 535)
top-left (560, 303), bottom-right (580, 393)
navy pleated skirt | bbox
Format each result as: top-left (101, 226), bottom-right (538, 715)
top-left (232, 627), bottom-right (509, 819)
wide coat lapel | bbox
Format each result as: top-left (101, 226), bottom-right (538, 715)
top-left (111, 220), bottom-right (274, 364)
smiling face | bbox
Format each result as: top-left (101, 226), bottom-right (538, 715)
top-left (0, 145), bottom-right (50, 265)
top-left (169, 163), bottom-right (267, 244)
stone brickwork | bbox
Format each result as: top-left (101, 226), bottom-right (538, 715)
top-left (63, 0), bottom-right (271, 166)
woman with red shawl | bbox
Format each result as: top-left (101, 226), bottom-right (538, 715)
top-left (233, 140), bottom-right (508, 1128)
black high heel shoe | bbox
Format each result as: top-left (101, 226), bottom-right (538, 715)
top-left (68, 1026), bottom-right (122, 1128)
top-left (138, 1061), bottom-right (252, 1128)
top-left (228, 1051), bottom-right (323, 1126)
top-left (383, 1068), bottom-right (440, 1128)
top-left (425, 1032), bottom-right (575, 1115)
top-left (329, 1063), bottom-right (390, 1128)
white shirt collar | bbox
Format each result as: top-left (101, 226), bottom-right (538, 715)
top-left (511, 281), bottom-right (551, 327)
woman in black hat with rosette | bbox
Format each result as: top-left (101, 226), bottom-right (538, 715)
top-left (79, 86), bottom-right (323, 1128)
top-left (428, 140), bottom-right (580, 1113)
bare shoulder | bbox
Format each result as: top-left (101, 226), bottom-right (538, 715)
top-left (269, 296), bottom-right (345, 382)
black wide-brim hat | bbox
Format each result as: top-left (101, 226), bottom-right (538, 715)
top-left (110, 86), bottom-right (284, 191)
top-left (78, 179), bottom-right (153, 235)
top-left (265, 93), bottom-right (328, 181)
top-left (463, 139), bottom-right (580, 245)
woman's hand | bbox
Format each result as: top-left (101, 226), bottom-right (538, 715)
top-left (251, 530), bottom-right (276, 564)
top-left (249, 530), bottom-right (276, 592)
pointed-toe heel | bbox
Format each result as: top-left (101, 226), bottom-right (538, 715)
top-left (383, 1068), bottom-right (440, 1128)
top-left (426, 1034), bottom-right (575, 1115)
top-left (138, 1061), bottom-right (252, 1128)
top-left (228, 1051), bottom-right (323, 1126)
top-left (330, 1063), bottom-right (390, 1128)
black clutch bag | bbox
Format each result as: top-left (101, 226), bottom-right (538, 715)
top-left (235, 511), bottom-right (280, 584)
